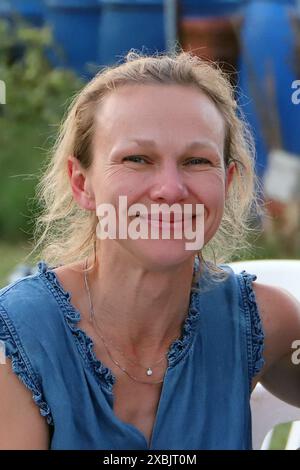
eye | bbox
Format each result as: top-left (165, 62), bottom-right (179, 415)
top-left (184, 158), bottom-right (212, 166)
top-left (123, 156), bottom-right (148, 164)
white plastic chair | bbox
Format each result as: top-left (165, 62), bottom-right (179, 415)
top-left (229, 259), bottom-right (300, 450)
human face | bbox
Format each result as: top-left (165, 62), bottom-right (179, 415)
top-left (85, 84), bottom-right (231, 270)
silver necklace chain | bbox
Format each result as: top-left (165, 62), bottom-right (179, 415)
top-left (83, 259), bottom-right (169, 385)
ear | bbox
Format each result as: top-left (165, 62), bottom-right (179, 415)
top-left (225, 161), bottom-right (236, 196)
top-left (67, 156), bottom-right (96, 211)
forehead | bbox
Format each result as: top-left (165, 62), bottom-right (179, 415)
top-left (93, 84), bottom-right (225, 155)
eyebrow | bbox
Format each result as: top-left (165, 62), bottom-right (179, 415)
top-left (128, 138), bottom-right (222, 156)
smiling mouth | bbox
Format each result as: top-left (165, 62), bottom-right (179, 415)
top-left (135, 212), bottom-right (197, 224)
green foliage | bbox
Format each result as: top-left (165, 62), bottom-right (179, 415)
top-left (0, 241), bottom-right (33, 288)
top-left (0, 18), bottom-right (83, 241)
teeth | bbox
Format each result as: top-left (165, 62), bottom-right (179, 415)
top-left (133, 211), bottom-right (198, 220)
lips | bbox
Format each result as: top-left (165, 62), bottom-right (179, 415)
top-left (135, 212), bottom-right (196, 225)
top-left (151, 214), bottom-right (183, 223)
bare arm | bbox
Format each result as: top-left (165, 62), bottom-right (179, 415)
top-left (0, 358), bottom-right (50, 449)
top-left (253, 283), bottom-right (300, 407)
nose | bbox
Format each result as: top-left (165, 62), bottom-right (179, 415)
top-left (149, 163), bottom-right (189, 204)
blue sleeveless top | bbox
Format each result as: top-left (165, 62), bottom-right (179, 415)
top-left (0, 261), bottom-right (264, 450)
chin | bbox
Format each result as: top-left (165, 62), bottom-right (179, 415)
top-left (126, 238), bottom-right (197, 272)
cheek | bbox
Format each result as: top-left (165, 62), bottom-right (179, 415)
top-left (92, 172), bottom-right (145, 211)
top-left (194, 174), bottom-right (226, 242)
top-left (193, 172), bottom-right (226, 208)
top-left (206, 185), bottom-right (226, 211)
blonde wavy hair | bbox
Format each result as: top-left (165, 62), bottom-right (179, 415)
top-left (32, 49), bottom-right (258, 274)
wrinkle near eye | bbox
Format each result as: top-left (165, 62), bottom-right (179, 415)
top-left (101, 162), bottom-right (126, 181)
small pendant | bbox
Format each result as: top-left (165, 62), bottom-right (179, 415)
top-left (146, 368), bottom-right (153, 376)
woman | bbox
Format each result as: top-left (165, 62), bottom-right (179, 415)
top-left (0, 51), bottom-right (299, 450)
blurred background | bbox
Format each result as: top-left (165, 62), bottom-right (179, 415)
top-left (0, 0), bottom-right (299, 283)
top-left (0, 0), bottom-right (299, 449)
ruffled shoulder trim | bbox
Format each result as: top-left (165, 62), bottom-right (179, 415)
top-left (167, 257), bottom-right (201, 367)
top-left (167, 287), bottom-right (201, 367)
top-left (238, 271), bottom-right (265, 390)
top-left (38, 261), bottom-right (115, 391)
top-left (0, 304), bottom-right (53, 425)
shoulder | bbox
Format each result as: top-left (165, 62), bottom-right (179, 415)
top-left (0, 265), bottom-right (55, 448)
top-left (1, 262), bottom-right (47, 301)
top-left (0, 272), bottom-right (43, 323)
top-left (217, 266), bottom-right (300, 391)
top-left (0, 358), bottom-right (50, 449)
top-left (0, 261), bottom-right (64, 320)
top-left (252, 282), bottom-right (300, 373)
top-left (0, 262), bottom-right (70, 352)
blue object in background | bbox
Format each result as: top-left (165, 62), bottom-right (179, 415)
top-left (45, 0), bottom-right (101, 79)
top-left (237, 70), bottom-right (269, 180)
top-left (0, 1), bottom-right (12, 21)
top-left (9, 0), bottom-right (46, 26)
top-left (180, 0), bottom-right (245, 17)
top-left (98, 0), bottom-right (166, 67)
top-left (237, 0), bottom-right (300, 180)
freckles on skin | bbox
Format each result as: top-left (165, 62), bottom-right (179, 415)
top-left (79, 85), bottom-right (233, 273)
top-left (89, 84), bottom-right (227, 220)
top-left (92, 84), bottom-right (225, 157)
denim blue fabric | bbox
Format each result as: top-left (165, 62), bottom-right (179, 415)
top-left (0, 261), bottom-right (264, 450)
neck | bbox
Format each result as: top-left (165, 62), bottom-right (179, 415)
top-left (85, 246), bottom-right (195, 360)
